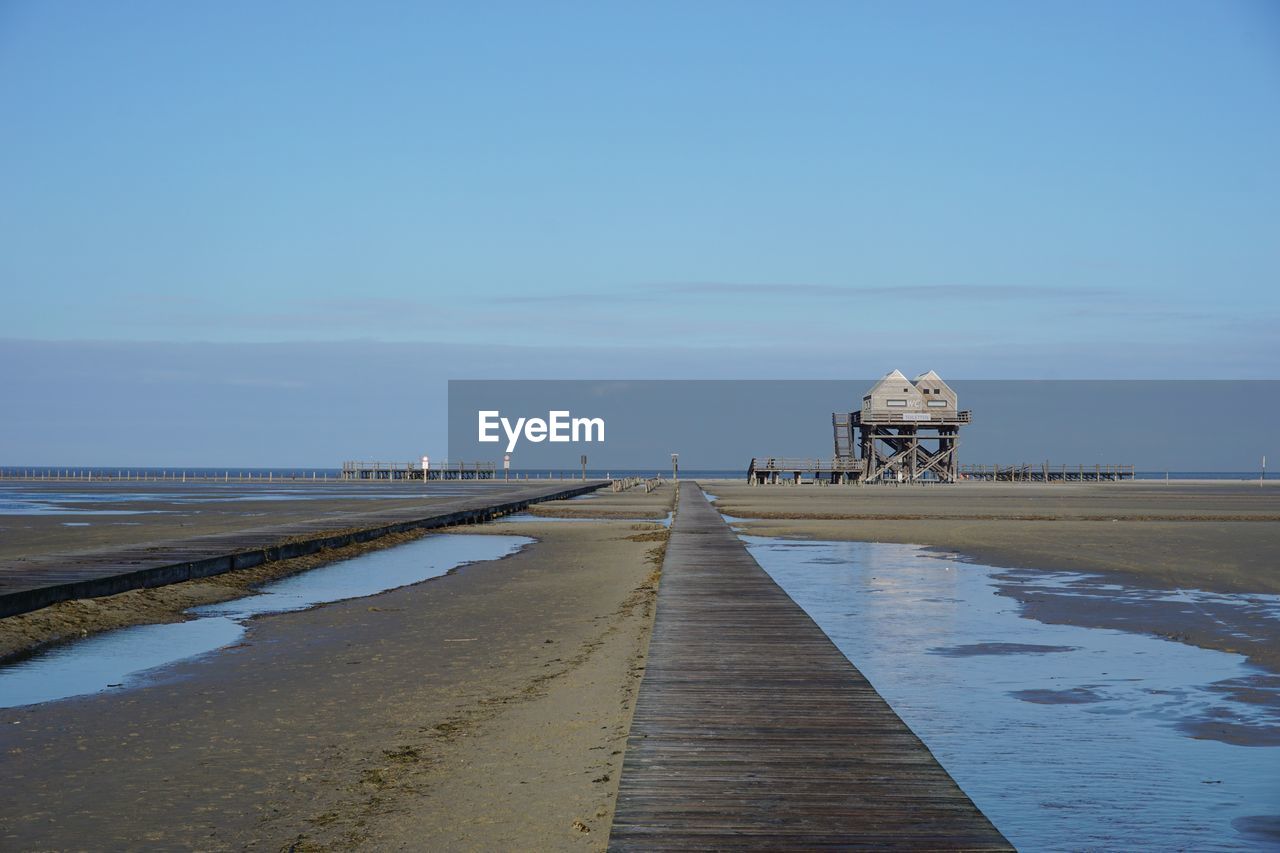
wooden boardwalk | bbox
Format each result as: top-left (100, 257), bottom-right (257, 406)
top-left (0, 482), bottom-right (602, 619)
top-left (609, 484), bottom-right (1011, 851)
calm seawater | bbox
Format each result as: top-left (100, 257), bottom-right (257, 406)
top-left (742, 536), bottom-right (1280, 851)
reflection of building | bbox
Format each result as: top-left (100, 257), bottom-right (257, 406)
top-left (847, 370), bottom-right (970, 483)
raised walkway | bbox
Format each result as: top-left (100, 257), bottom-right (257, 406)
top-left (609, 483), bottom-right (1011, 850)
top-left (0, 481), bottom-right (603, 618)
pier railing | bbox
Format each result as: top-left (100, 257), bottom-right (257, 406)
top-left (341, 461), bottom-right (498, 481)
top-left (747, 457), bottom-right (866, 484)
top-left (0, 469), bottom-right (336, 483)
top-left (613, 476), bottom-right (667, 493)
top-left (852, 410), bottom-right (972, 425)
top-left (959, 463), bottom-right (1135, 482)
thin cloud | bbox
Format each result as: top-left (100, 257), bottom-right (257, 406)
top-left (503, 291), bottom-right (659, 305)
top-left (650, 282), bottom-right (1118, 300)
top-left (1057, 305), bottom-right (1209, 322)
top-left (504, 282), bottom-right (1118, 305)
top-left (131, 296), bottom-right (450, 332)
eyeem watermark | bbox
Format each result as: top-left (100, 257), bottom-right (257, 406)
top-left (478, 410), bottom-right (605, 453)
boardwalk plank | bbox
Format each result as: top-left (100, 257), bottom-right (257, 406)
top-left (608, 484), bottom-right (1011, 851)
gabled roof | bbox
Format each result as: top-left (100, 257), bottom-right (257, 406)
top-left (865, 369), bottom-right (915, 397)
top-left (913, 369), bottom-right (943, 383)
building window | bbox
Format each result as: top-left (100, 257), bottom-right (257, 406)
top-left (927, 400), bottom-right (947, 408)
top-left (887, 399), bottom-right (907, 407)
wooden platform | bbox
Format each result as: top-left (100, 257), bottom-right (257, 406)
top-left (609, 484), bottom-right (1011, 850)
top-left (0, 482), bottom-right (603, 619)
top-left (747, 457), bottom-right (865, 485)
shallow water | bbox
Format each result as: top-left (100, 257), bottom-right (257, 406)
top-left (741, 535), bottom-right (1280, 851)
top-left (0, 533), bottom-right (530, 708)
top-left (1000, 568), bottom-right (1280, 624)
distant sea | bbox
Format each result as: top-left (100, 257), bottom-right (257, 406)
top-left (0, 466), bottom-right (1272, 481)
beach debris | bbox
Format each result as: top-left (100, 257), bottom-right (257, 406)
top-left (382, 745), bottom-right (422, 764)
top-left (571, 820), bottom-right (590, 833)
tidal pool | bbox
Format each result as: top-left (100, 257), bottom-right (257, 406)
top-left (0, 533), bottom-right (530, 708)
top-left (741, 535), bottom-right (1280, 851)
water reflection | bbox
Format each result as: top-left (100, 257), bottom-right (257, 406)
top-left (742, 536), bottom-right (1280, 851)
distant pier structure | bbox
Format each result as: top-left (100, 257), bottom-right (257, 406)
top-left (751, 370), bottom-right (968, 485)
top-left (750, 369), bottom-right (1133, 485)
top-left (845, 369), bottom-right (970, 484)
top-left (341, 460), bottom-right (496, 481)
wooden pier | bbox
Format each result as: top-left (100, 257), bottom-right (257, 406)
top-left (0, 482), bottom-right (603, 619)
top-left (340, 460), bottom-right (497, 481)
top-left (960, 463), bottom-right (1135, 482)
top-left (747, 459), bottom-right (1137, 485)
top-left (608, 484), bottom-right (1011, 850)
top-left (747, 457), bottom-right (865, 485)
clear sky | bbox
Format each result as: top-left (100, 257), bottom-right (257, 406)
top-left (1, 2), bottom-right (1277, 462)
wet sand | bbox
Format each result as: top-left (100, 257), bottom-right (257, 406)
top-left (705, 479), bottom-right (1280, 683)
top-left (0, 528), bottom-right (439, 662)
top-left (525, 486), bottom-right (675, 520)
top-left (707, 480), bottom-right (1280, 593)
top-left (0, 488), bottom-right (671, 850)
top-left (0, 480), bottom-right (577, 561)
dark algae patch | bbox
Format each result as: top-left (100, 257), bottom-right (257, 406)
top-left (929, 642), bottom-right (1078, 657)
top-left (1012, 687), bottom-right (1105, 705)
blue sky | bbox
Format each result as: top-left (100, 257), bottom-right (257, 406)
top-left (1, 2), bottom-right (1277, 462)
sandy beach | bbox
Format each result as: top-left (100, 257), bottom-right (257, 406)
top-left (0, 486), bottom-right (673, 850)
top-left (2, 477), bottom-right (1276, 846)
